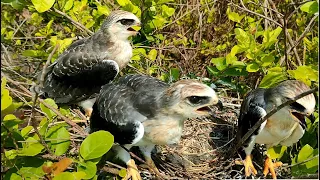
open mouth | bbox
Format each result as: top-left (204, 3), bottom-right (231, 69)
top-left (291, 112), bottom-right (307, 129)
top-left (196, 106), bottom-right (211, 113)
top-left (127, 27), bottom-right (136, 32)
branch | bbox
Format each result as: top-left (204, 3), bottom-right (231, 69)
top-left (40, 44), bottom-right (60, 88)
top-left (280, 14), bottom-right (318, 65)
top-left (229, 0), bottom-right (283, 27)
top-left (231, 87), bottom-right (318, 156)
top-left (52, 8), bottom-right (94, 35)
top-left (1, 73), bottom-right (87, 136)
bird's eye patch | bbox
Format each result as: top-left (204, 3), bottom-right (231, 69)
top-left (118, 19), bottom-right (135, 26)
top-left (187, 96), bottom-right (209, 104)
top-left (290, 102), bottom-right (306, 112)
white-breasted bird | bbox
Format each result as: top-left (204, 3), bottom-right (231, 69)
top-left (90, 74), bottom-right (222, 180)
top-left (32, 10), bottom-right (141, 118)
top-left (236, 80), bottom-right (316, 179)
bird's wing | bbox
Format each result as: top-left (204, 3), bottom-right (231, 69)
top-left (41, 37), bottom-right (119, 104)
top-left (90, 75), bottom-right (168, 144)
top-left (117, 75), bottom-right (169, 117)
top-left (236, 88), bottom-right (268, 146)
top-left (90, 83), bottom-right (147, 145)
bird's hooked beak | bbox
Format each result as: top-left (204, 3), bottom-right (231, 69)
top-left (308, 113), bottom-right (316, 123)
top-left (127, 22), bottom-right (141, 35)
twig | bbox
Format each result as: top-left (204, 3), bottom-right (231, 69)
top-left (231, 87), bottom-right (318, 156)
top-left (229, 1), bottom-right (282, 27)
top-left (284, 154), bottom-right (319, 168)
top-left (280, 14), bottom-right (318, 65)
top-left (52, 8), bottom-right (94, 35)
top-left (1, 43), bottom-right (13, 64)
top-left (2, 124), bottom-right (19, 149)
top-left (268, 0), bottom-right (302, 66)
top-left (40, 44), bottom-right (60, 88)
top-left (1, 73), bottom-right (87, 136)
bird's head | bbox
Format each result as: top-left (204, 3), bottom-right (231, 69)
top-left (275, 80), bottom-right (316, 128)
top-left (163, 79), bottom-right (222, 119)
top-left (101, 10), bottom-right (141, 41)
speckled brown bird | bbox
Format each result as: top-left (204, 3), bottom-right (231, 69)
top-left (236, 80), bottom-right (316, 179)
top-left (89, 74), bottom-right (222, 180)
top-left (32, 10), bottom-right (141, 118)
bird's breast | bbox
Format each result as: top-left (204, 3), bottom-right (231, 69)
top-left (107, 41), bottom-right (132, 69)
top-left (142, 119), bottom-right (184, 145)
top-left (255, 112), bottom-right (303, 146)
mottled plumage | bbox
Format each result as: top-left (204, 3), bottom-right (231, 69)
top-left (32, 10), bottom-right (141, 116)
top-left (90, 74), bottom-right (222, 180)
top-left (236, 80), bottom-right (316, 179)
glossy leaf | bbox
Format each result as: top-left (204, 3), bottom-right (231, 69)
top-left (80, 130), bottom-right (114, 160)
top-left (77, 161), bottom-right (96, 179)
top-left (31, 0), bottom-right (55, 13)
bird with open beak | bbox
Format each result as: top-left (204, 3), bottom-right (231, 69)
top-left (90, 74), bottom-right (223, 180)
top-left (31, 10), bottom-right (141, 119)
top-left (236, 80), bottom-right (316, 179)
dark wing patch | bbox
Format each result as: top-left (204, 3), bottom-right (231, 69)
top-left (42, 60), bottom-right (118, 104)
top-left (236, 88), bottom-right (267, 147)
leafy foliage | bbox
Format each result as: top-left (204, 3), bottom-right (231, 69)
top-left (1, 0), bottom-right (319, 179)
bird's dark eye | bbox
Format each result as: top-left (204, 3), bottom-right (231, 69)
top-left (290, 102), bottom-right (306, 112)
top-left (118, 19), bottom-right (135, 26)
top-left (188, 96), bottom-right (202, 104)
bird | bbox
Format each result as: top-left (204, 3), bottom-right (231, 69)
top-left (235, 80), bottom-right (316, 179)
top-left (32, 10), bottom-right (141, 118)
top-left (89, 74), bottom-right (223, 180)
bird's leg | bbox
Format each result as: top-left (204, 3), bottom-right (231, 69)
top-left (244, 155), bottom-right (258, 177)
top-left (263, 156), bottom-right (283, 179)
top-left (139, 145), bottom-right (161, 175)
top-left (113, 145), bottom-right (142, 180)
top-left (123, 159), bottom-right (142, 180)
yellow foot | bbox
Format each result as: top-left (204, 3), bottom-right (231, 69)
top-left (84, 108), bottom-right (93, 121)
top-left (123, 159), bottom-right (142, 180)
top-left (244, 155), bottom-right (258, 177)
top-left (145, 157), bottom-right (160, 175)
top-left (263, 157), bottom-right (282, 179)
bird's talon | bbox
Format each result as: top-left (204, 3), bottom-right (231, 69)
top-left (263, 157), bottom-right (282, 179)
top-left (123, 159), bottom-right (142, 180)
top-left (244, 155), bottom-right (258, 177)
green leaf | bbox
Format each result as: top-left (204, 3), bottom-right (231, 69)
top-left (21, 126), bottom-right (33, 138)
top-left (52, 126), bottom-right (70, 156)
top-left (97, 5), bottom-right (110, 15)
top-left (1, 88), bottom-right (12, 111)
top-left (292, 144), bottom-right (318, 176)
top-left (131, 48), bottom-right (146, 61)
top-left (147, 49), bottom-right (157, 61)
top-left (116, 0), bottom-right (131, 6)
top-left (261, 53), bottom-right (275, 67)
top-left (40, 98), bottom-right (58, 119)
top-left (259, 71), bottom-right (287, 88)
top-left (230, 45), bottom-right (245, 56)
top-left (53, 172), bottom-right (74, 180)
top-left (246, 63), bottom-right (259, 72)
top-left (80, 130), bottom-right (114, 160)
top-left (267, 146), bottom-right (287, 159)
top-left (226, 53), bottom-right (237, 65)
top-left (18, 137), bottom-right (44, 156)
top-left (77, 161), bottom-right (96, 179)
top-left (162, 5), bottom-right (175, 17)
top-left (31, 0), bottom-right (55, 13)
top-left (287, 65), bottom-right (318, 86)
top-left (300, 1), bottom-right (319, 14)
top-left (118, 169), bottom-right (127, 178)
top-left (5, 149), bottom-right (17, 160)
top-left (3, 114), bottom-right (23, 129)
top-left (211, 57), bottom-right (227, 71)
top-left (235, 28), bottom-right (251, 49)
top-left (64, 0), bottom-right (73, 11)
top-left (72, 172), bottom-right (87, 180)
top-left (227, 8), bottom-right (245, 23)
top-left (263, 27), bottom-right (282, 48)
top-left (169, 68), bottom-right (180, 81)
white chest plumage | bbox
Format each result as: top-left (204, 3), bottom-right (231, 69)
top-left (255, 108), bottom-right (304, 147)
top-left (104, 40), bottom-right (132, 70)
